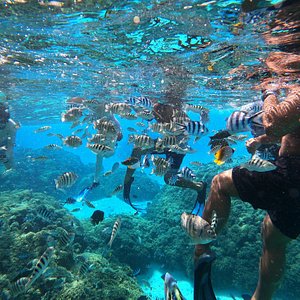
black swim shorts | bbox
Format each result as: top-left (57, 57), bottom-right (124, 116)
top-left (232, 156), bottom-right (300, 239)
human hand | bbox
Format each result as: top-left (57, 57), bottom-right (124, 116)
top-left (246, 138), bottom-right (261, 154)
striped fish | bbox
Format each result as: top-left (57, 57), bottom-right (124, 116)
top-left (240, 156), bottom-right (277, 172)
top-left (226, 110), bottom-right (263, 133)
top-left (120, 112), bottom-right (137, 120)
top-left (44, 144), bottom-right (62, 150)
top-left (162, 272), bottom-right (186, 300)
top-left (110, 184), bottom-right (123, 196)
top-left (87, 143), bottom-right (113, 155)
top-left (54, 172), bottom-right (78, 190)
top-left (78, 261), bottom-right (93, 276)
top-left (61, 107), bottom-right (82, 122)
top-left (105, 103), bottom-right (131, 115)
top-left (177, 166), bottom-right (196, 180)
top-left (240, 101), bottom-right (263, 115)
top-left (37, 207), bottom-right (53, 221)
top-left (128, 134), bottom-right (155, 149)
top-left (184, 103), bottom-right (209, 114)
top-left (176, 121), bottom-right (208, 137)
top-left (136, 110), bottom-right (154, 121)
top-left (10, 277), bottom-right (30, 296)
top-left (155, 136), bottom-right (178, 149)
top-left (181, 212), bottom-right (217, 244)
top-left (94, 119), bottom-right (117, 136)
top-left (59, 229), bottom-right (75, 247)
top-left (108, 217), bottom-right (121, 248)
top-left (137, 96), bottom-right (153, 109)
top-left (27, 247), bottom-right (55, 287)
top-left (63, 135), bottom-right (82, 148)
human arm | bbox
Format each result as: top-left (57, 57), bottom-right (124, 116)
top-left (262, 90), bottom-right (300, 138)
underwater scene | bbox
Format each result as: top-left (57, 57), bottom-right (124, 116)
top-left (0, 0), bottom-right (299, 299)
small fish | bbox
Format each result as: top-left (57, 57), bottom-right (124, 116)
top-left (90, 210), bottom-right (104, 225)
top-left (105, 103), bottom-right (131, 115)
top-left (214, 146), bottom-right (235, 165)
top-left (121, 157), bottom-right (140, 169)
top-left (65, 197), bottom-right (77, 204)
top-left (184, 103), bottom-right (209, 114)
top-left (162, 272), bottom-right (186, 300)
top-left (176, 121), bottom-right (209, 138)
top-left (87, 143), bottom-right (113, 155)
top-left (54, 172), bottom-right (78, 190)
top-left (177, 166), bottom-right (196, 180)
top-left (0, 145), bottom-right (7, 151)
top-left (110, 184), bottom-right (123, 196)
top-left (34, 126), bottom-right (51, 133)
top-left (120, 112), bottom-right (137, 120)
top-left (181, 211), bottom-right (217, 244)
top-left (78, 261), bottom-right (93, 276)
top-left (10, 277), bottom-right (30, 296)
top-left (137, 96), bottom-right (153, 109)
top-left (103, 170), bottom-right (113, 177)
top-left (240, 156), bottom-right (277, 172)
top-left (37, 207), bottom-right (53, 220)
top-left (111, 162), bottom-right (120, 173)
top-left (59, 229), bottom-right (75, 247)
top-left (61, 107), bottom-right (82, 122)
top-left (240, 101), bottom-right (263, 115)
top-left (197, 0), bottom-right (216, 7)
top-left (107, 217), bottom-right (121, 248)
top-left (27, 247), bottom-right (55, 287)
top-left (127, 127), bottom-right (137, 132)
top-left (226, 110), bottom-right (263, 133)
top-left (44, 144), bottom-right (62, 150)
top-left (63, 135), bottom-right (82, 148)
top-left (190, 161), bottom-right (202, 167)
top-left (71, 208), bottom-right (81, 212)
top-left (85, 200), bottom-right (96, 208)
top-left (136, 122), bottom-right (146, 127)
top-left (128, 134), bottom-right (155, 149)
top-left (28, 155), bottom-right (49, 162)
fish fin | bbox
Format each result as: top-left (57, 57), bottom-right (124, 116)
top-left (194, 252), bottom-right (217, 300)
top-left (213, 159), bottom-right (224, 165)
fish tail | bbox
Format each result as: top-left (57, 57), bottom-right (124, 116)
top-left (247, 111), bottom-right (264, 127)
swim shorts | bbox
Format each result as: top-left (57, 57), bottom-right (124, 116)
top-left (232, 155), bottom-right (300, 239)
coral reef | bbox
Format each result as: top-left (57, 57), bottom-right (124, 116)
top-left (0, 189), bottom-right (144, 300)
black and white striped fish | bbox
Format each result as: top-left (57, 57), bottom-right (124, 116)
top-left (136, 110), bottom-right (154, 121)
top-left (27, 247), bottom-right (55, 287)
top-left (126, 96), bottom-right (139, 106)
top-left (110, 184), bottom-right (123, 196)
top-left (226, 110), bottom-right (263, 133)
top-left (176, 121), bottom-right (208, 138)
top-left (105, 103), bottom-right (131, 115)
top-left (44, 144), bottom-right (63, 150)
top-left (240, 156), bottom-right (277, 172)
top-left (54, 172), bottom-right (78, 190)
top-left (181, 211), bottom-right (217, 244)
top-left (177, 166), bottom-right (196, 180)
top-left (137, 96), bottom-right (153, 109)
top-left (87, 143), bottom-right (114, 155)
top-left (63, 135), bottom-right (82, 148)
top-left (184, 103), bottom-right (209, 114)
top-left (78, 261), bottom-right (94, 276)
top-left (37, 207), bottom-right (53, 221)
top-left (108, 217), bottom-right (121, 248)
top-left (128, 134), bottom-right (155, 149)
top-left (59, 229), bottom-right (75, 247)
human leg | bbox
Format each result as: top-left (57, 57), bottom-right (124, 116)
top-left (194, 169), bottom-right (239, 263)
top-left (252, 214), bottom-right (292, 300)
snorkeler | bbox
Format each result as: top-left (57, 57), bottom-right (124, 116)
top-left (193, 84), bottom-right (300, 300)
top-left (0, 102), bottom-right (18, 173)
top-left (123, 102), bottom-right (207, 213)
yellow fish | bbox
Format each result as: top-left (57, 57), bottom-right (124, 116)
top-left (214, 146), bottom-right (234, 165)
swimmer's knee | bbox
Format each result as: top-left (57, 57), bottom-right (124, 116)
top-left (261, 215), bottom-right (291, 249)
